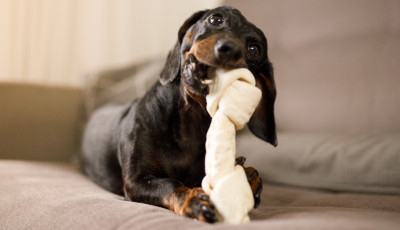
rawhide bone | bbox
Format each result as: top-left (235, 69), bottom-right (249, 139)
top-left (201, 68), bottom-right (262, 224)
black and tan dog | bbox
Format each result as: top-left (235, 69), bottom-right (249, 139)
top-left (81, 6), bottom-right (277, 223)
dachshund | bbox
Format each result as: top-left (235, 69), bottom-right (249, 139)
top-left (81, 6), bottom-right (277, 223)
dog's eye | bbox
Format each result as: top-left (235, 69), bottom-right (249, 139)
top-left (208, 14), bottom-right (224, 26)
top-left (248, 45), bottom-right (260, 60)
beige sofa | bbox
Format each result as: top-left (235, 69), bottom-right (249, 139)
top-left (1, 0), bottom-right (400, 229)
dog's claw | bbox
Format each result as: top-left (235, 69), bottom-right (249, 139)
top-left (235, 156), bottom-right (246, 166)
top-left (181, 188), bottom-right (217, 223)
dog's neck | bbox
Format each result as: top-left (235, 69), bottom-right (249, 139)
top-left (152, 79), bottom-right (211, 130)
top-left (168, 80), bottom-right (211, 143)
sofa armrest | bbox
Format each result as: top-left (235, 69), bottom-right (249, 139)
top-left (0, 82), bottom-right (84, 162)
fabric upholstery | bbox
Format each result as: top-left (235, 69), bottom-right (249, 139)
top-left (237, 130), bottom-right (400, 194)
top-left (222, 0), bottom-right (400, 193)
top-left (1, 160), bottom-right (399, 230)
top-left (226, 0), bottom-right (400, 133)
top-left (0, 83), bottom-right (83, 162)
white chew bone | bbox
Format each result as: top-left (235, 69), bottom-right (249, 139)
top-left (202, 68), bottom-right (262, 224)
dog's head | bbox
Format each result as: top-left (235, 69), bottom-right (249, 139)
top-left (160, 6), bottom-right (277, 146)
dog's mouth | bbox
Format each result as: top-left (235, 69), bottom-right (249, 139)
top-left (191, 55), bottom-right (210, 77)
top-left (185, 54), bottom-right (216, 85)
top-left (186, 55), bottom-right (247, 87)
top-left (183, 48), bottom-right (247, 96)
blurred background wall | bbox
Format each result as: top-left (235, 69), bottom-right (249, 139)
top-left (0, 0), bottom-right (222, 86)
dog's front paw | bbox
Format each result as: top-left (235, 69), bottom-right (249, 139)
top-left (236, 156), bottom-right (263, 208)
top-left (181, 187), bottom-right (218, 223)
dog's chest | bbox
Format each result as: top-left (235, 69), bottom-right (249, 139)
top-left (161, 118), bottom-right (208, 186)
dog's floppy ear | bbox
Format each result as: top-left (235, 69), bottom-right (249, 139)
top-left (159, 42), bottom-right (181, 85)
top-left (160, 10), bottom-right (208, 85)
top-left (248, 61), bottom-right (278, 146)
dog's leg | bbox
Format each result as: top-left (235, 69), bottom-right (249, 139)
top-left (117, 120), bottom-right (216, 222)
top-left (123, 176), bottom-right (217, 223)
top-left (236, 156), bottom-right (263, 208)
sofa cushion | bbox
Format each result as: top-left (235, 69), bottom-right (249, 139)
top-left (1, 160), bottom-right (400, 230)
top-left (226, 0), bottom-right (400, 134)
top-left (223, 0), bottom-right (400, 195)
top-left (237, 130), bottom-right (400, 194)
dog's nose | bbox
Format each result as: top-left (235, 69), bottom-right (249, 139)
top-left (214, 39), bottom-right (243, 66)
